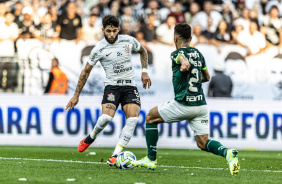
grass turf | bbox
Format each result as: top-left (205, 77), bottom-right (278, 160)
top-left (0, 146), bottom-right (281, 184)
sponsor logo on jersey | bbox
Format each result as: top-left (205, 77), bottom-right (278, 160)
top-left (189, 58), bottom-right (202, 67)
top-left (187, 51), bottom-right (200, 58)
top-left (107, 93), bottom-right (115, 101)
top-left (99, 45), bottom-right (108, 53)
top-left (123, 44), bottom-right (131, 53)
top-left (186, 94), bottom-right (203, 102)
top-left (114, 67), bottom-right (132, 74)
top-left (117, 80), bottom-right (131, 84)
top-left (106, 52), bottom-right (112, 57)
top-left (117, 52), bottom-right (122, 56)
top-left (118, 39), bottom-right (130, 43)
top-left (201, 120), bottom-right (208, 124)
top-left (113, 64), bottom-right (124, 70)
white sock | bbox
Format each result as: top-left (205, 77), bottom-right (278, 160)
top-left (90, 114), bottom-right (113, 139)
top-left (112, 143), bottom-right (124, 156)
top-left (113, 117), bottom-right (138, 155)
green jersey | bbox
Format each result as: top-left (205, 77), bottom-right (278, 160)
top-left (170, 47), bottom-right (207, 106)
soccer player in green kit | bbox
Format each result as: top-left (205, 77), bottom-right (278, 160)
top-left (133, 23), bottom-right (240, 176)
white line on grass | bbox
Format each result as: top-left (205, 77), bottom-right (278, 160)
top-left (0, 157), bottom-right (281, 173)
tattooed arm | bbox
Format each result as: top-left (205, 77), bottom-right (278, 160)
top-left (74, 63), bottom-right (93, 96)
top-left (138, 45), bottom-right (152, 89)
top-left (65, 63), bottom-right (93, 111)
top-left (177, 55), bottom-right (191, 72)
top-left (138, 45), bottom-right (148, 69)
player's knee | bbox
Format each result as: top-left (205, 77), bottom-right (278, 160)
top-left (101, 114), bottom-right (113, 123)
top-left (126, 117), bottom-right (138, 131)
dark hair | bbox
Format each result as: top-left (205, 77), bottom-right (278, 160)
top-left (102, 15), bottom-right (119, 28)
top-left (4, 11), bottom-right (13, 16)
top-left (250, 19), bottom-right (259, 30)
top-left (269, 5), bottom-right (279, 12)
top-left (166, 15), bottom-right (176, 22)
top-left (90, 13), bottom-right (98, 17)
top-left (174, 23), bottom-right (191, 40)
top-left (225, 52), bottom-right (245, 62)
top-left (53, 57), bottom-right (59, 64)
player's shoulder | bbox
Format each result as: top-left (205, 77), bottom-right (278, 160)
top-left (171, 47), bottom-right (188, 56)
top-left (118, 34), bottom-right (140, 50)
top-left (188, 47), bottom-right (203, 56)
top-left (92, 39), bottom-right (108, 51)
top-left (171, 49), bottom-right (179, 57)
top-left (118, 34), bottom-right (136, 42)
top-left (119, 34), bottom-right (131, 39)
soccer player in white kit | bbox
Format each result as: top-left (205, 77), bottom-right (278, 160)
top-left (65, 15), bottom-right (151, 166)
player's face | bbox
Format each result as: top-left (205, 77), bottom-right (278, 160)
top-left (103, 25), bottom-right (119, 44)
top-left (269, 58), bottom-right (282, 96)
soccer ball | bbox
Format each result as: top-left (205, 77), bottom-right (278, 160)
top-left (116, 151), bottom-right (136, 169)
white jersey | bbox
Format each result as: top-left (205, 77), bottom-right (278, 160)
top-left (87, 35), bottom-right (141, 87)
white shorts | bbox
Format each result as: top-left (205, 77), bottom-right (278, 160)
top-left (158, 99), bottom-right (209, 136)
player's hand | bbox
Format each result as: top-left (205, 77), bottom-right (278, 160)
top-left (180, 62), bottom-right (191, 72)
top-left (65, 95), bottom-right (79, 112)
top-left (141, 72), bottom-right (152, 89)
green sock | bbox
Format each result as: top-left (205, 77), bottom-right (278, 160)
top-left (205, 139), bottom-right (228, 158)
top-left (146, 123), bottom-right (158, 161)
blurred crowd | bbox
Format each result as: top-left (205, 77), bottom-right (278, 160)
top-left (0, 0), bottom-right (282, 58)
top-left (1, 0), bottom-right (282, 95)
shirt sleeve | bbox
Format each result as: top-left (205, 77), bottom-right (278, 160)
top-left (174, 50), bottom-right (186, 64)
top-left (78, 15), bottom-right (83, 28)
top-left (130, 36), bottom-right (141, 52)
top-left (200, 53), bottom-right (207, 70)
top-left (87, 46), bottom-right (101, 66)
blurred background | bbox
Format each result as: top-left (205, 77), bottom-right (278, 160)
top-left (0, 0), bottom-right (281, 150)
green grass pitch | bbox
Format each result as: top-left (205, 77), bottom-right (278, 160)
top-left (0, 146), bottom-right (281, 184)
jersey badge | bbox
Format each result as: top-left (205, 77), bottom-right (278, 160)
top-left (123, 44), bottom-right (131, 53)
top-left (73, 18), bottom-right (80, 26)
top-left (107, 93), bottom-right (115, 101)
